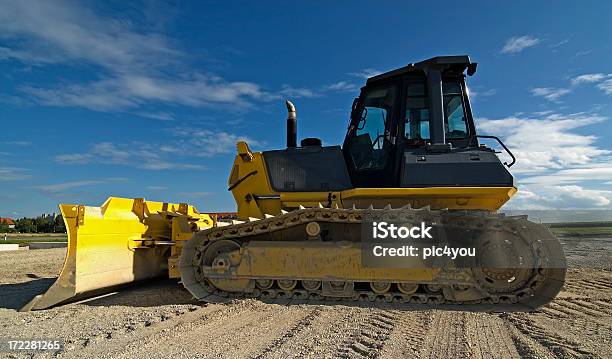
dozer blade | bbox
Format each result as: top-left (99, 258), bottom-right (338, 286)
top-left (21, 197), bottom-right (208, 311)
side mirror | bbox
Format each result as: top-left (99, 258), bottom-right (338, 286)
top-left (467, 63), bottom-right (478, 76)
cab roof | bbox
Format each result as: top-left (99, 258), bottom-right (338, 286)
top-left (366, 55), bottom-right (476, 84)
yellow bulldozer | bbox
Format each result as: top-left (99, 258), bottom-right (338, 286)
top-left (23, 55), bottom-right (566, 311)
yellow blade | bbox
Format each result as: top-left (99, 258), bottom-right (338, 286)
top-left (21, 197), bottom-right (204, 311)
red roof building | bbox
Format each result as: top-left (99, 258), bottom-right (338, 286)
top-left (0, 218), bottom-right (15, 229)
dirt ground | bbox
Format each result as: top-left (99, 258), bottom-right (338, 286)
top-left (0, 236), bottom-right (610, 359)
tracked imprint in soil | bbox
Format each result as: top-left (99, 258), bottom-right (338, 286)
top-left (59, 301), bottom-right (267, 358)
top-left (541, 299), bottom-right (611, 322)
top-left (251, 306), bottom-right (324, 359)
top-left (250, 306), bottom-right (373, 359)
top-left (563, 298), bottom-right (612, 315)
top-left (106, 301), bottom-right (320, 359)
top-left (378, 311), bottom-right (431, 358)
top-left (564, 279), bottom-right (612, 292)
top-left (465, 312), bottom-right (521, 359)
top-left (503, 312), bottom-right (600, 358)
top-left (562, 269), bottom-right (612, 297)
top-left (420, 312), bottom-right (470, 359)
top-left (335, 309), bottom-right (398, 358)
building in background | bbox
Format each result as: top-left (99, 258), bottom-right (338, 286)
top-left (0, 218), bottom-right (15, 229)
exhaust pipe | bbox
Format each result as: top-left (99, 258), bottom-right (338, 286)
top-left (286, 100), bottom-right (297, 148)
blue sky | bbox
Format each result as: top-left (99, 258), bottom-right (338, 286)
top-left (1, 1), bottom-right (611, 217)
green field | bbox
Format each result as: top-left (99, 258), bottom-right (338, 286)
top-left (547, 221), bottom-right (612, 237)
top-left (549, 226), bottom-right (612, 236)
top-left (1, 235), bottom-right (68, 245)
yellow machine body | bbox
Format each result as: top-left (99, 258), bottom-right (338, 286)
top-left (22, 138), bottom-right (521, 312)
top-left (23, 141), bottom-right (517, 311)
top-left (228, 141), bottom-right (517, 219)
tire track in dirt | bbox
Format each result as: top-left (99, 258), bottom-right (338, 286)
top-left (110, 301), bottom-right (316, 359)
top-left (567, 298), bottom-right (612, 315)
top-left (552, 300), bottom-right (607, 318)
top-left (252, 306), bottom-right (371, 358)
top-left (378, 310), bottom-right (430, 358)
top-left (251, 307), bottom-right (323, 359)
top-left (419, 312), bottom-right (470, 358)
top-left (502, 313), bottom-right (599, 358)
top-left (60, 300), bottom-right (308, 359)
top-left (59, 302), bottom-right (227, 358)
top-left (466, 313), bottom-right (520, 358)
top-left (536, 299), bottom-right (612, 329)
top-left (581, 280), bottom-right (612, 290)
top-left (335, 309), bottom-right (398, 358)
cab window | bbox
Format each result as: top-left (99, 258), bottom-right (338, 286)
top-left (346, 86), bottom-right (396, 170)
top-left (404, 79), bottom-right (469, 141)
top-left (442, 81), bottom-right (468, 138)
top-left (405, 81), bottom-right (430, 141)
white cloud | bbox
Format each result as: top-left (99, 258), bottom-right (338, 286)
top-left (570, 73), bottom-right (612, 96)
top-left (324, 81), bottom-right (359, 92)
top-left (0, 2), bottom-right (177, 72)
top-left (19, 74), bottom-right (277, 111)
top-left (0, 167), bottom-right (30, 181)
top-left (0, 46), bottom-right (60, 64)
top-left (507, 185), bottom-right (612, 209)
top-left (530, 73), bottom-right (612, 104)
top-left (169, 128), bottom-right (265, 157)
top-left (30, 178), bottom-right (127, 194)
top-left (549, 38), bottom-right (569, 49)
top-left (521, 166), bottom-right (612, 186)
top-left (575, 50), bottom-right (591, 57)
top-left (571, 73), bottom-right (610, 85)
top-left (276, 85), bottom-right (317, 99)
top-left (54, 129), bottom-right (263, 170)
top-left (597, 79), bottom-right (612, 95)
top-left (348, 68), bottom-right (382, 79)
top-left (478, 112), bottom-right (608, 174)
top-left (55, 142), bottom-right (206, 170)
top-left (468, 87), bottom-right (496, 100)
top-left (0, 141), bottom-right (31, 146)
top-left (478, 112), bottom-right (612, 209)
top-left (500, 36), bottom-right (540, 54)
top-left (137, 112), bottom-right (175, 121)
top-left (0, 2), bottom-right (306, 112)
top-left (530, 87), bottom-right (570, 102)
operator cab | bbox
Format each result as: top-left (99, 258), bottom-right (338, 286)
top-left (343, 55), bottom-right (514, 188)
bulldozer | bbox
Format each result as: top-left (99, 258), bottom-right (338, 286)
top-left (22, 55), bottom-right (566, 311)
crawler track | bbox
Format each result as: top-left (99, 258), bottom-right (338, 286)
top-left (180, 206), bottom-right (566, 311)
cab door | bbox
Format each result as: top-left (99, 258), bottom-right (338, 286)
top-left (343, 82), bottom-right (399, 187)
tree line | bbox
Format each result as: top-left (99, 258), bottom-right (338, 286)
top-left (0, 215), bottom-right (66, 233)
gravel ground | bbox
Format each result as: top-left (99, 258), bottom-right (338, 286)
top-left (0, 236), bottom-right (610, 358)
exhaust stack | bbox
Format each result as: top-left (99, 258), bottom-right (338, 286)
top-left (286, 100), bottom-right (297, 148)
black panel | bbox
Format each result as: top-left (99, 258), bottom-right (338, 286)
top-left (264, 146), bottom-right (353, 192)
top-left (400, 149), bottom-right (514, 187)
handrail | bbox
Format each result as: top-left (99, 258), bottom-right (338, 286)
top-left (473, 135), bottom-right (516, 167)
